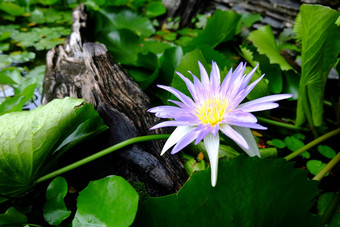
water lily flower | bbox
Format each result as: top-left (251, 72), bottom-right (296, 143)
top-left (149, 61), bottom-right (292, 186)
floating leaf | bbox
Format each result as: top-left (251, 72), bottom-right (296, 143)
top-left (0, 43), bottom-right (9, 53)
top-left (271, 139), bottom-right (286, 148)
top-left (135, 156), bottom-right (319, 226)
top-left (295, 5), bottom-right (340, 126)
top-left (0, 207), bottom-right (27, 226)
top-left (306, 160), bottom-right (327, 176)
top-left (29, 8), bottom-right (72, 24)
top-left (318, 145), bottom-right (336, 159)
top-left (43, 177), bottom-right (71, 225)
top-left (0, 54), bottom-right (12, 67)
top-left (292, 133), bottom-right (306, 141)
top-left (11, 27), bottom-right (70, 50)
top-left (284, 136), bottom-right (304, 152)
top-left (0, 97), bottom-right (108, 202)
top-left (9, 51), bottom-right (35, 63)
top-left (72, 175), bottom-right (139, 227)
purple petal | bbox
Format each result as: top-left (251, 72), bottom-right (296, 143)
top-left (223, 111), bottom-right (258, 123)
top-left (204, 133), bottom-right (220, 187)
top-left (211, 125), bottom-right (219, 136)
top-left (171, 128), bottom-right (200, 154)
top-left (168, 100), bottom-right (191, 111)
top-left (176, 72), bottom-right (198, 102)
top-left (148, 106), bottom-right (188, 118)
top-left (237, 102), bottom-right (279, 113)
top-left (194, 124), bottom-right (212, 144)
top-left (150, 120), bottom-right (196, 130)
top-left (240, 64), bottom-right (259, 90)
top-left (228, 122), bottom-right (267, 130)
top-left (198, 61), bottom-right (209, 87)
top-left (189, 72), bottom-right (207, 101)
top-left (239, 94), bottom-right (292, 107)
top-left (158, 85), bottom-right (194, 108)
top-left (175, 115), bottom-right (200, 123)
top-left (233, 74), bottom-right (265, 104)
top-left (233, 62), bottom-right (246, 80)
top-left (220, 124), bottom-right (249, 150)
top-left (220, 67), bottom-right (233, 95)
top-left (161, 126), bottom-right (193, 155)
top-left (210, 61), bottom-right (220, 92)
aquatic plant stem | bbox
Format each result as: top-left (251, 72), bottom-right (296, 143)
top-left (257, 116), bottom-right (309, 131)
top-left (284, 128), bottom-right (340, 161)
top-left (34, 134), bottom-right (170, 184)
top-left (313, 152), bottom-right (340, 181)
top-left (319, 189), bottom-right (340, 225)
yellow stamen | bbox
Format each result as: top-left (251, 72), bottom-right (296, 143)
top-left (195, 97), bottom-right (228, 126)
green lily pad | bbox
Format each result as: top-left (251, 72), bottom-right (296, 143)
top-left (317, 145), bottom-right (336, 159)
top-left (9, 51), bottom-right (36, 63)
top-left (271, 139), bottom-right (286, 149)
top-left (306, 160), bottom-right (327, 176)
top-left (72, 175), bottom-right (139, 227)
top-left (135, 156), bottom-right (319, 226)
top-left (284, 136), bottom-right (304, 152)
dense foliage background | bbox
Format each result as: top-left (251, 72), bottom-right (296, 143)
top-left (0, 0), bottom-right (339, 226)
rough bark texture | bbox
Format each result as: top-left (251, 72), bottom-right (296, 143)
top-left (42, 4), bottom-right (188, 196)
top-left (162, 0), bottom-right (208, 27)
top-left (212, 0), bottom-right (339, 30)
top-left (162, 0), bottom-right (339, 31)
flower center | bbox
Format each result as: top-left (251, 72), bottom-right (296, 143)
top-left (195, 98), bottom-right (228, 126)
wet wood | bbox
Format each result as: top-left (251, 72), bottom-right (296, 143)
top-left (42, 4), bottom-right (188, 196)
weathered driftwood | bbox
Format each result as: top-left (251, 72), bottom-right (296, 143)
top-left (162, 0), bottom-right (207, 27)
top-left (42, 4), bottom-right (187, 196)
top-left (212, 0), bottom-right (339, 30)
top-left (162, 0), bottom-right (339, 32)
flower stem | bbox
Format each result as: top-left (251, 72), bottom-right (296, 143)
top-left (34, 134), bottom-right (170, 184)
top-left (319, 190), bottom-right (340, 225)
top-left (284, 128), bottom-right (340, 161)
top-left (257, 116), bottom-right (309, 131)
top-left (313, 152), bottom-right (340, 181)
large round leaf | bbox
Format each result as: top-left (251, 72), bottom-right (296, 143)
top-left (0, 97), bottom-right (107, 202)
top-left (135, 155), bottom-right (319, 226)
top-left (72, 175), bottom-right (139, 227)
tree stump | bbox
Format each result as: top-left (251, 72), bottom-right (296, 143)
top-left (42, 4), bottom-right (188, 196)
